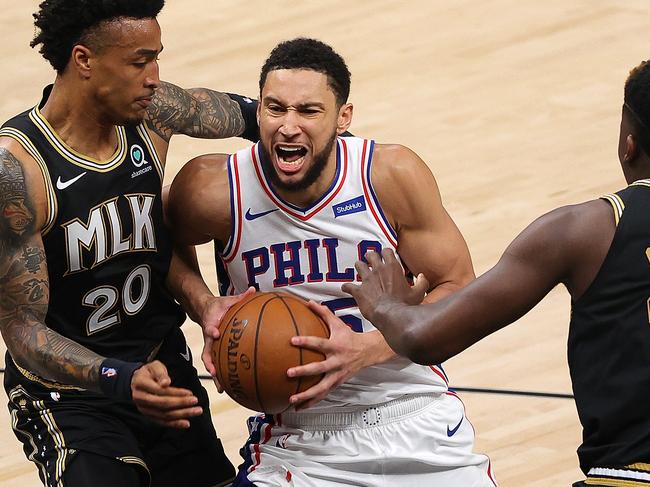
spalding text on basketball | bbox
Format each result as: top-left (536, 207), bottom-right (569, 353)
top-left (227, 318), bottom-right (249, 400)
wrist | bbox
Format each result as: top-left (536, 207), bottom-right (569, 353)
top-left (226, 93), bottom-right (259, 141)
top-left (179, 276), bottom-right (214, 324)
top-left (98, 358), bottom-right (143, 401)
top-left (195, 293), bottom-right (217, 328)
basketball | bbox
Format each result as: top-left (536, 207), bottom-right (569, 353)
top-left (212, 292), bottom-right (330, 413)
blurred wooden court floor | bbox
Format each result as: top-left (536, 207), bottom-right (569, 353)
top-left (2, 1), bottom-right (650, 485)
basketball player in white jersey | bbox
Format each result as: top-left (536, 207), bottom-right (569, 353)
top-left (167, 38), bottom-right (497, 486)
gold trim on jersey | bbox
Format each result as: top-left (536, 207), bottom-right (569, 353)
top-left (118, 456), bottom-right (151, 475)
top-left (135, 123), bottom-right (164, 181)
top-left (0, 126), bottom-right (58, 235)
top-left (586, 478), bottom-right (650, 486)
top-left (14, 362), bottom-right (85, 391)
top-left (29, 107), bottom-right (127, 172)
top-left (630, 179), bottom-right (650, 189)
top-left (586, 464), bottom-right (650, 486)
top-left (602, 193), bottom-right (625, 226)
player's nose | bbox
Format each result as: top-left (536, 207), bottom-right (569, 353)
top-left (145, 61), bottom-right (161, 90)
top-left (278, 111), bottom-right (302, 137)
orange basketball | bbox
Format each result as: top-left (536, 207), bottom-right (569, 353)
top-left (212, 292), bottom-right (330, 413)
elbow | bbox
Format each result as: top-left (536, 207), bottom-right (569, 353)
top-left (397, 326), bottom-right (444, 365)
top-left (398, 325), bottom-right (452, 366)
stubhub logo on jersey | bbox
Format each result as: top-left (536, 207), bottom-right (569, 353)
top-left (333, 195), bottom-right (366, 218)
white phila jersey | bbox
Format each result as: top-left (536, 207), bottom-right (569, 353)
top-left (216, 136), bottom-right (449, 409)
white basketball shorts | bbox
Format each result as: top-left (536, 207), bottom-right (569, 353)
top-left (232, 391), bottom-right (497, 487)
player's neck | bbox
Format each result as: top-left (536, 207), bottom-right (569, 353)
top-left (39, 78), bottom-right (119, 162)
top-left (274, 150), bottom-right (339, 208)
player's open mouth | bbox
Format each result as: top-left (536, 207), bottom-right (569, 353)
top-left (275, 144), bottom-right (308, 173)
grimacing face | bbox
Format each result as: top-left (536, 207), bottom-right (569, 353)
top-left (86, 17), bottom-right (162, 125)
top-left (257, 69), bottom-right (351, 196)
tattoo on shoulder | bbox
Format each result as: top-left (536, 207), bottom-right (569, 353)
top-left (0, 148), bottom-right (35, 256)
top-left (0, 148), bottom-right (102, 389)
top-left (145, 81), bottom-right (245, 141)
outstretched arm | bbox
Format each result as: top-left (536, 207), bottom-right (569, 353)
top-left (145, 81), bottom-right (256, 142)
top-left (344, 202), bottom-right (608, 364)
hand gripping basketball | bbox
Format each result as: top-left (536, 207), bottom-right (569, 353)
top-left (211, 292), bottom-right (330, 413)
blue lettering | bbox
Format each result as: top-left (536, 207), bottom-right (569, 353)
top-left (303, 239), bottom-right (324, 282)
top-left (270, 241), bottom-right (305, 287)
top-left (241, 247), bottom-right (269, 289)
top-left (323, 238), bottom-right (355, 282)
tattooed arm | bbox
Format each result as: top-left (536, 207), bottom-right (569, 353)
top-left (145, 81), bottom-right (246, 142)
top-left (0, 147), bottom-right (104, 390)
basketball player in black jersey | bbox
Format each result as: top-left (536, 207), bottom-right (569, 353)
top-left (342, 60), bottom-right (650, 487)
top-left (0, 1), bottom-right (258, 487)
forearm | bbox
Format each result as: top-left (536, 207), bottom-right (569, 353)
top-left (371, 300), bottom-right (453, 364)
top-left (361, 330), bottom-right (397, 365)
top-left (167, 246), bottom-right (213, 324)
top-left (1, 309), bottom-right (104, 391)
top-left (185, 87), bottom-right (246, 139)
top-left (146, 81), bottom-right (248, 141)
top-left (423, 281), bottom-right (463, 304)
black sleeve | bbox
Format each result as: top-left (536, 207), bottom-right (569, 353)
top-left (227, 93), bottom-right (260, 142)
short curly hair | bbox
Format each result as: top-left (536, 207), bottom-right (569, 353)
top-left (31, 0), bottom-right (165, 73)
top-left (624, 60), bottom-right (650, 155)
top-left (259, 38), bottom-right (351, 106)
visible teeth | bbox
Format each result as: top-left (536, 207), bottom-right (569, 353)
top-left (279, 146), bottom-right (301, 152)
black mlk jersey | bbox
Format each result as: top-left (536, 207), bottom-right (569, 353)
top-left (569, 180), bottom-right (650, 472)
top-left (0, 86), bottom-right (185, 367)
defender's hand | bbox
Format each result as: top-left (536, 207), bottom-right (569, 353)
top-left (131, 360), bottom-right (202, 429)
top-left (200, 287), bottom-right (256, 392)
top-left (342, 249), bottom-right (429, 324)
top-left (287, 302), bottom-right (370, 410)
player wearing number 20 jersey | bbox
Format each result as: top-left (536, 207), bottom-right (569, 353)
top-left (1, 87), bottom-right (184, 365)
top-left (217, 137), bottom-right (450, 409)
top-left (1, 87), bottom-right (234, 487)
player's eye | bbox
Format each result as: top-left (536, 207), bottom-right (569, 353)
top-left (267, 104), bottom-right (285, 114)
top-left (300, 108), bottom-right (319, 115)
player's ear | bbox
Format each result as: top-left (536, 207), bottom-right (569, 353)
top-left (71, 44), bottom-right (93, 80)
top-left (336, 103), bottom-right (353, 135)
top-left (623, 133), bottom-right (639, 163)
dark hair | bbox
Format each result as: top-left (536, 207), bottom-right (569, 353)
top-left (259, 38), bottom-right (351, 106)
top-left (31, 0), bottom-right (165, 73)
top-left (624, 60), bottom-right (650, 155)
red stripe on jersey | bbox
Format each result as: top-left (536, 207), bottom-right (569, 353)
top-left (360, 140), bottom-right (398, 247)
top-left (223, 153), bottom-right (243, 264)
top-left (250, 443), bottom-right (261, 472)
top-left (262, 417), bottom-right (274, 444)
top-left (430, 365), bottom-right (449, 384)
top-left (487, 460), bottom-right (498, 486)
top-left (252, 141), bottom-right (348, 221)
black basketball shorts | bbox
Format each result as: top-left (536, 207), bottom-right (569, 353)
top-left (4, 327), bottom-right (235, 487)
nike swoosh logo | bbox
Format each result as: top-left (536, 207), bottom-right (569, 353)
top-left (245, 208), bottom-right (279, 221)
top-left (447, 416), bottom-right (463, 437)
top-left (56, 172), bottom-right (87, 190)
top-left (180, 344), bottom-right (191, 362)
